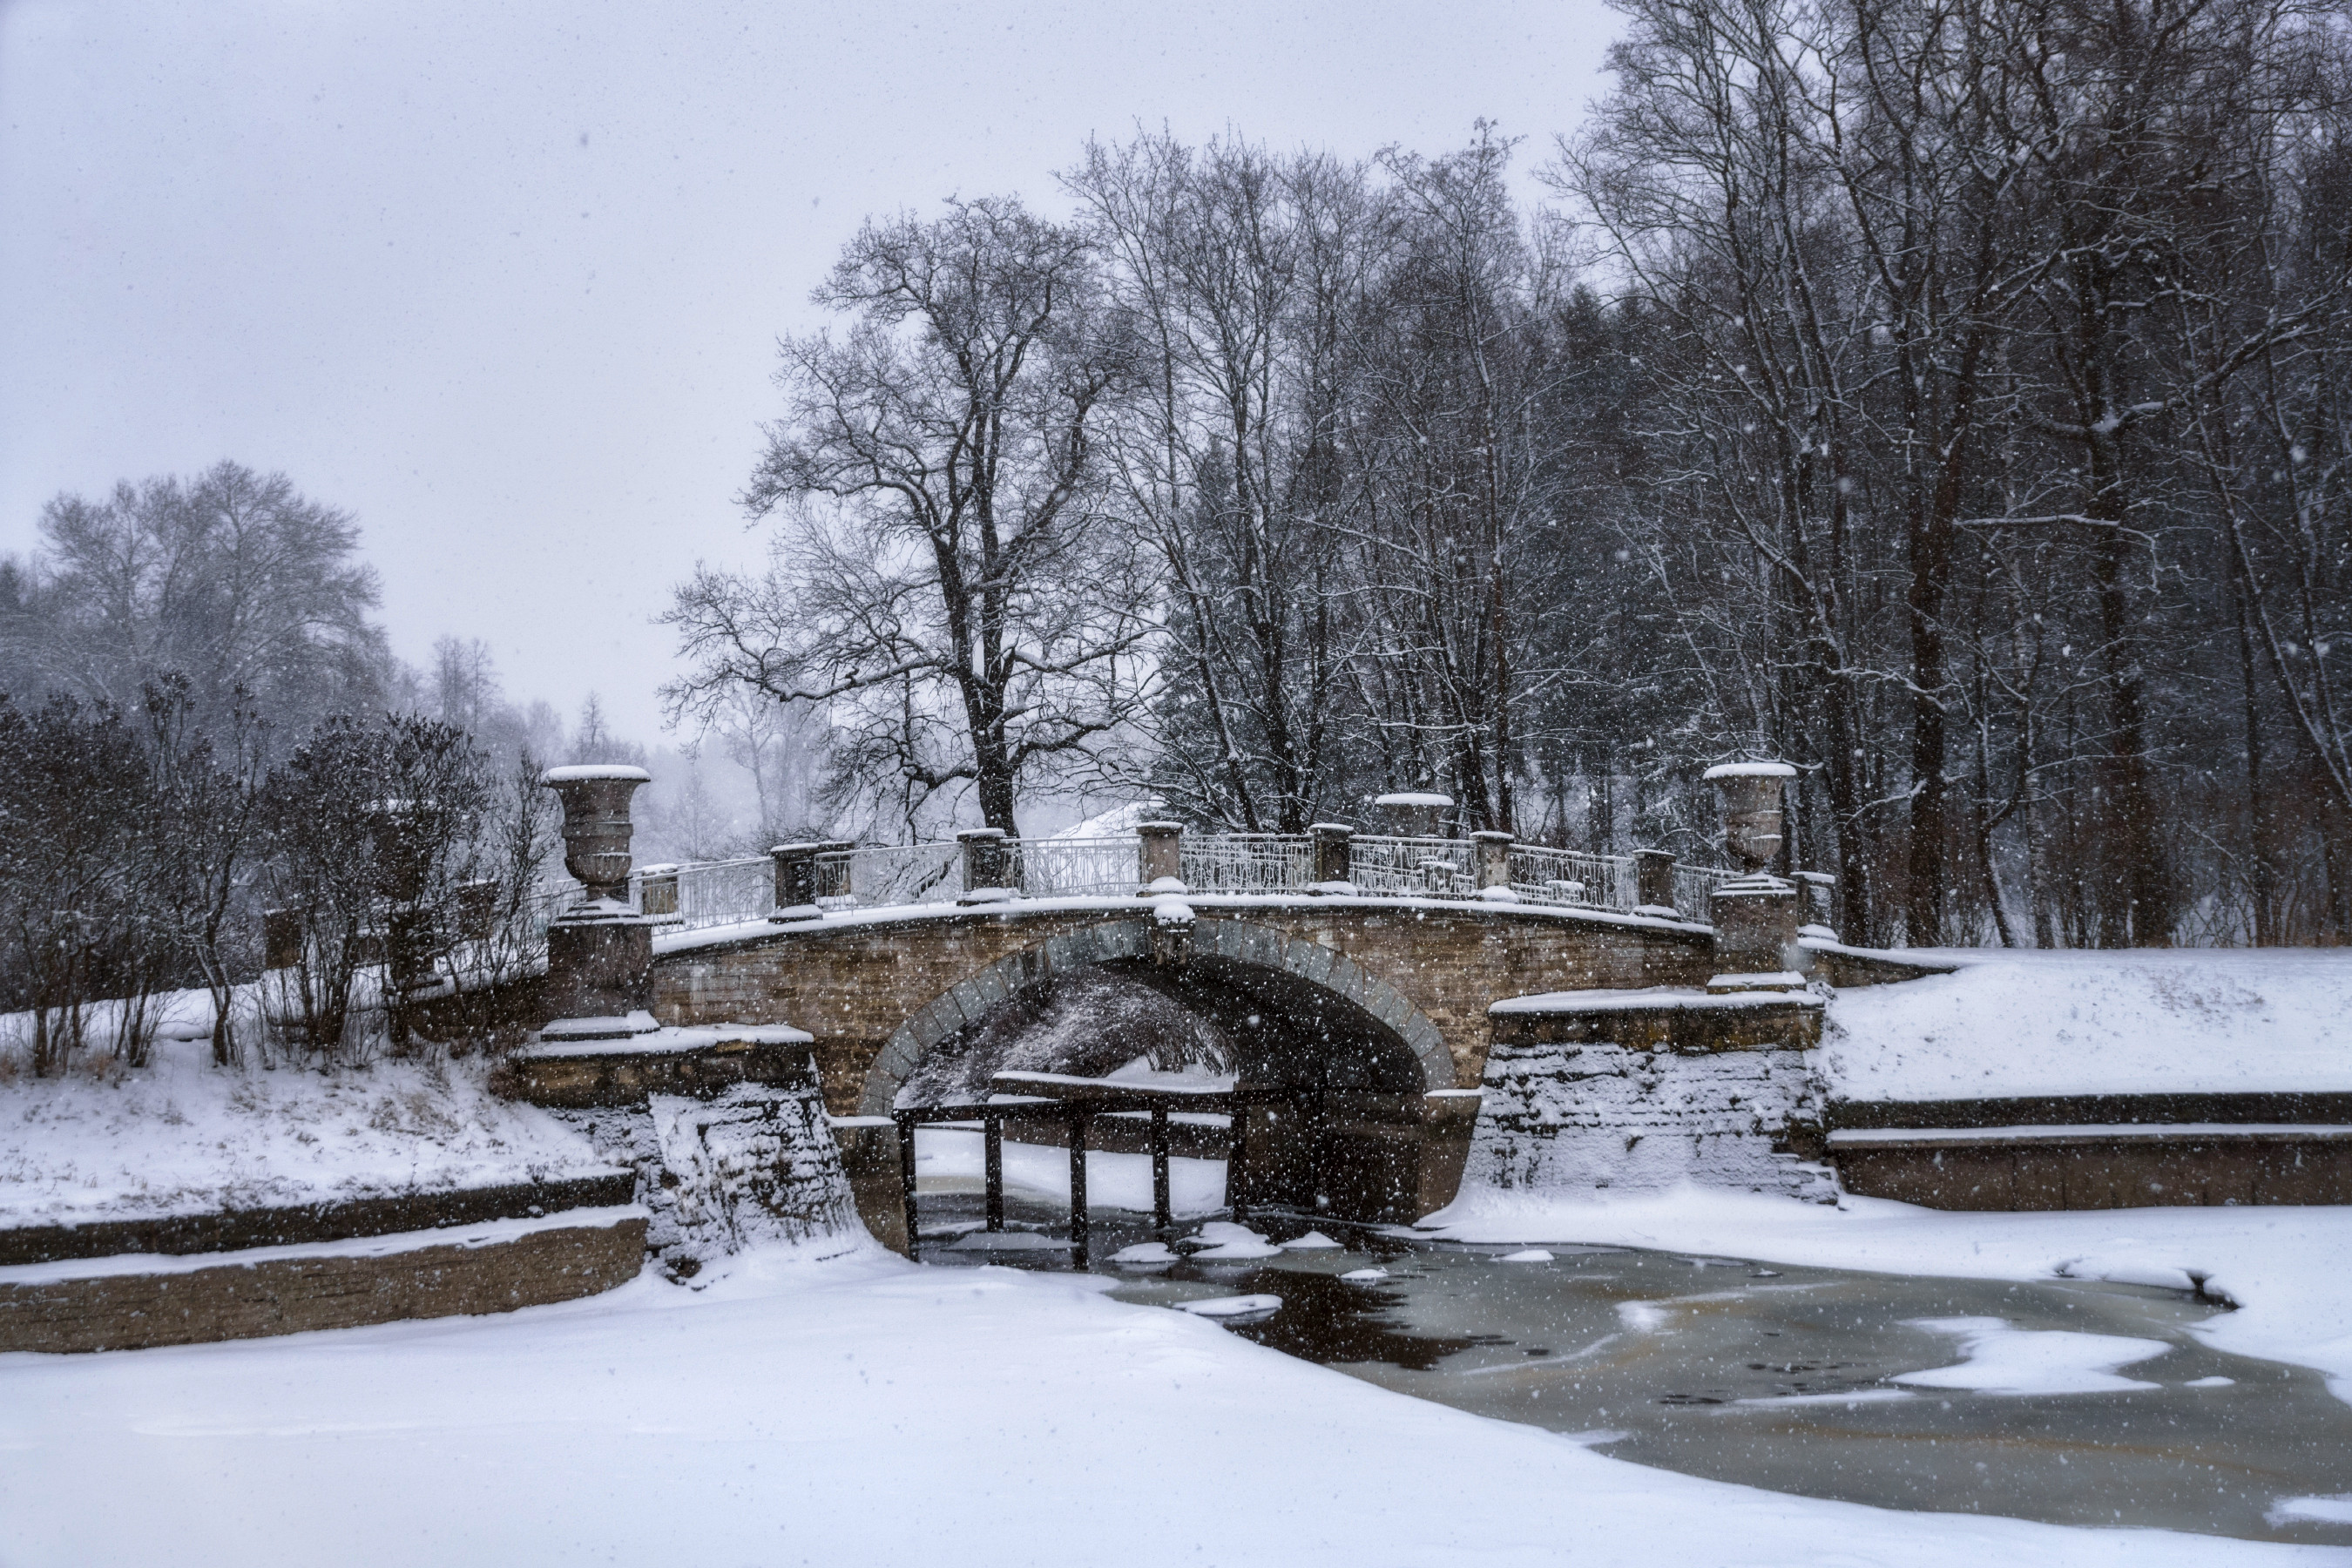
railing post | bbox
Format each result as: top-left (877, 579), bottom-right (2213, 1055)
top-left (957, 827), bottom-right (1013, 904)
top-left (769, 842), bottom-right (823, 922)
top-left (1137, 820), bottom-right (1185, 893)
top-left (1634, 848), bottom-right (1678, 915)
top-left (1796, 870), bottom-right (1838, 938)
top-left (1308, 822), bottom-right (1355, 892)
top-left (1471, 830), bottom-right (1514, 896)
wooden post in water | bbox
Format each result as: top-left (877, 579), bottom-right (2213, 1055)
top-left (1150, 1105), bottom-right (1173, 1231)
top-left (1227, 1099), bottom-right (1250, 1224)
top-left (984, 1112), bottom-right (1004, 1233)
top-left (1067, 1109), bottom-right (1091, 1268)
top-left (894, 1111), bottom-right (920, 1259)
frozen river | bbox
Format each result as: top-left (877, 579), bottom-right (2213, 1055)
top-left (915, 1197), bottom-right (2352, 1545)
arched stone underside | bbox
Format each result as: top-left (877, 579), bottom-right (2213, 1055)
top-left (856, 917), bottom-right (1452, 1116)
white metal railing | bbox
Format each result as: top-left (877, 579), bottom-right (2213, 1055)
top-left (1507, 844), bottom-right (1636, 910)
top-left (822, 841), bottom-right (961, 909)
top-left (524, 833), bottom-right (1747, 938)
top-left (1180, 833), bottom-right (1314, 895)
top-left (1010, 835), bottom-right (1141, 897)
top-left (1673, 862), bottom-right (1740, 917)
top-left (1348, 835), bottom-right (1477, 897)
top-left (670, 856), bottom-right (774, 927)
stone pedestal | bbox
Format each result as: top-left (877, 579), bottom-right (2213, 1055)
top-left (1708, 875), bottom-right (1806, 979)
top-left (542, 919), bottom-right (656, 1032)
top-left (1308, 822), bottom-right (1355, 890)
top-left (1633, 848), bottom-right (1678, 915)
top-left (770, 842), bottom-right (823, 922)
top-left (1470, 830), bottom-right (1512, 888)
top-left (638, 865), bottom-right (680, 919)
top-left (957, 828), bottom-right (1014, 902)
top-left (1138, 820), bottom-right (1184, 890)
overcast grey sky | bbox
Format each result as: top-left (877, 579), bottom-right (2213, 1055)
top-left (1, 0), bottom-right (1625, 742)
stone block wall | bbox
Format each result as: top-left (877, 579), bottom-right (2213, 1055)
top-left (1832, 1129), bottom-right (2352, 1209)
top-left (0, 1211), bottom-right (646, 1355)
top-left (1468, 1035), bottom-right (1827, 1199)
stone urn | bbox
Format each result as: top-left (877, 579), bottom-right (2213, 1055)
top-left (1702, 762), bottom-right (1795, 871)
top-left (543, 765), bottom-right (652, 908)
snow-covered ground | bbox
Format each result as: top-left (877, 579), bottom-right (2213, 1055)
top-left (0, 1026), bottom-right (608, 1229)
top-left (1821, 948), bottom-right (2352, 1102)
top-left (6, 1238), bottom-right (2349, 1567)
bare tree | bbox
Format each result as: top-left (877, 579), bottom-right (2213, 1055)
top-left (26, 462), bottom-right (392, 744)
top-left (666, 197), bottom-right (1154, 835)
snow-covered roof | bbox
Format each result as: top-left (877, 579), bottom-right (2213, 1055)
top-left (1374, 792), bottom-right (1455, 808)
top-left (1051, 801), bottom-right (1157, 840)
top-left (1701, 761), bottom-right (1796, 780)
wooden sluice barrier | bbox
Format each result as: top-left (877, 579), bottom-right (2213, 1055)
top-left (890, 1072), bottom-right (1266, 1267)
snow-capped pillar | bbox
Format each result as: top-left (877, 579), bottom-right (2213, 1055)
top-left (1702, 761), bottom-right (1805, 987)
top-left (1471, 830), bottom-right (1515, 895)
top-left (957, 828), bottom-right (1014, 904)
top-left (1633, 848), bottom-right (1678, 915)
top-left (365, 801), bottom-right (437, 996)
top-left (1372, 791), bottom-right (1453, 840)
top-left (1137, 820), bottom-right (1185, 892)
top-left (769, 842), bottom-right (823, 921)
top-left (1796, 870), bottom-right (1839, 939)
top-left (1308, 822), bottom-right (1355, 893)
top-left (539, 765), bottom-right (659, 1040)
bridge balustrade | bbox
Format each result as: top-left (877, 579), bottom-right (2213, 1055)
top-left (528, 832), bottom-right (1740, 930)
top-left (1506, 843), bottom-right (1639, 909)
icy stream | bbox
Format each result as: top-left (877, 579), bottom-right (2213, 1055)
top-left (913, 1195), bottom-right (2352, 1545)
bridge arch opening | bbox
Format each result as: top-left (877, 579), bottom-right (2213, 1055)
top-left (861, 917), bottom-right (1462, 1224)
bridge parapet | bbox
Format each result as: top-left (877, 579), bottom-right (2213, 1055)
top-left (542, 823), bottom-right (1759, 935)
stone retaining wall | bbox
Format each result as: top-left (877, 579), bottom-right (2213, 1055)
top-left (0, 1208), bottom-right (647, 1355)
top-left (0, 1173), bottom-right (637, 1268)
top-left (1831, 1127), bottom-right (2352, 1209)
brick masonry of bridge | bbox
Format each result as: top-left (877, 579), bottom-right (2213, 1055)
top-left (649, 897), bottom-right (1721, 1116)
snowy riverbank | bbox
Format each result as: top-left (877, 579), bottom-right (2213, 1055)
top-left (0, 1030), bottom-right (607, 1229)
top-left (1819, 948), bottom-right (2352, 1103)
top-left (6, 1238), bottom-right (2349, 1566)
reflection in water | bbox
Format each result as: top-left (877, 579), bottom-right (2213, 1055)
top-left (916, 1193), bottom-right (2352, 1545)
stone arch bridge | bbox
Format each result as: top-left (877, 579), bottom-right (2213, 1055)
top-left (639, 895), bottom-right (1873, 1227)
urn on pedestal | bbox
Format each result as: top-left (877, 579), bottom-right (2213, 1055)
top-left (1701, 761), bottom-right (1805, 987)
top-left (539, 765), bottom-right (658, 1040)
